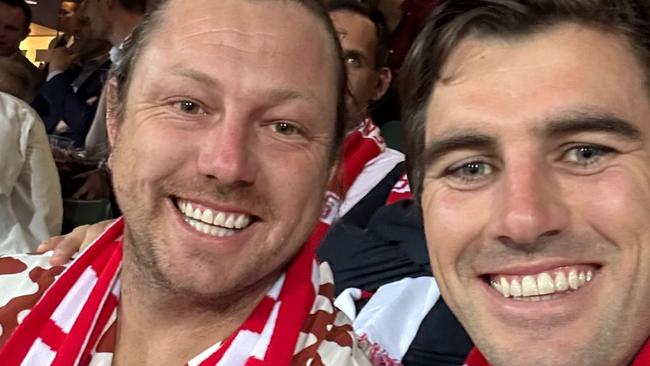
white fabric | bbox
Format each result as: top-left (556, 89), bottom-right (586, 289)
top-left (334, 288), bottom-right (363, 320)
top-left (0, 92), bottom-right (62, 254)
top-left (338, 148), bottom-right (404, 217)
top-left (338, 277), bottom-right (440, 362)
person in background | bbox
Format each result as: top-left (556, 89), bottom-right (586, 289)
top-left (46, 0), bottom-right (80, 50)
top-left (0, 90), bottom-right (62, 254)
top-left (324, 0), bottom-right (404, 229)
top-left (0, 0), bottom-right (40, 100)
top-left (401, 1), bottom-right (650, 365)
top-left (68, 0), bottom-right (148, 201)
top-left (36, 25), bottom-right (112, 148)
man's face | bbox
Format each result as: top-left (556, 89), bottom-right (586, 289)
top-left (76, 0), bottom-right (111, 43)
top-left (330, 10), bottom-right (390, 128)
top-left (421, 24), bottom-right (650, 366)
top-left (0, 2), bottom-right (29, 57)
top-left (59, 1), bottom-right (78, 35)
top-left (109, 0), bottom-right (338, 301)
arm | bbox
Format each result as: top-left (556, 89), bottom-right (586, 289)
top-left (36, 219), bottom-right (115, 265)
top-left (25, 119), bottom-right (63, 241)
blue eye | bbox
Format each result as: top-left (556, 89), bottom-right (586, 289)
top-left (446, 161), bottom-right (494, 184)
top-left (562, 145), bottom-right (614, 167)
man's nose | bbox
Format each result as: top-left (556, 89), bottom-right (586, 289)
top-left (196, 117), bottom-right (259, 187)
top-left (487, 162), bottom-right (570, 248)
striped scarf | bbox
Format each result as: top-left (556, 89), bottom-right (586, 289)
top-left (311, 117), bottom-right (385, 247)
top-left (0, 218), bottom-right (324, 365)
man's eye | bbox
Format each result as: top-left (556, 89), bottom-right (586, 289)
top-left (271, 122), bottom-right (301, 136)
top-left (172, 100), bottom-right (205, 115)
top-left (445, 161), bottom-right (494, 184)
top-left (562, 145), bottom-right (614, 167)
top-left (344, 57), bottom-right (362, 68)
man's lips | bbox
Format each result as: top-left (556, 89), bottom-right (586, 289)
top-left (484, 264), bottom-right (599, 300)
top-left (174, 197), bottom-right (257, 238)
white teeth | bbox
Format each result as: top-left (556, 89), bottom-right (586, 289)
top-left (201, 209), bottom-right (214, 225)
top-left (500, 277), bottom-right (510, 297)
top-left (536, 273), bottom-right (555, 295)
top-left (224, 214), bottom-right (236, 229)
top-left (521, 276), bottom-right (539, 297)
top-left (183, 217), bottom-right (236, 238)
top-left (234, 214), bottom-right (250, 229)
top-left (213, 212), bottom-right (226, 226)
top-left (510, 279), bottom-right (522, 297)
top-left (555, 272), bottom-right (569, 291)
top-left (177, 200), bottom-right (253, 230)
top-left (568, 270), bottom-right (579, 290)
top-left (490, 267), bottom-right (596, 299)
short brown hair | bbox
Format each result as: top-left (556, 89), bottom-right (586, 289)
top-left (400, 0), bottom-right (650, 199)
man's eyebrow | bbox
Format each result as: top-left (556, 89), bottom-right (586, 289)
top-left (422, 132), bottom-right (498, 169)
top-left (542, 113), bottom-right (642, 140)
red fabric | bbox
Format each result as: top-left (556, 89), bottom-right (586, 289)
top-left (632, 338), bottom-right (650, 366)
top-left (1, 218), bottom-right (321, 366)
top-left (312, 118), bottom-right (385, 246)
top-left (465, 338), bottom-right (650, 366)
top-left (385, 173), bottom-right (412, 205)
top-left (334, 118), bottom-right (385, 196)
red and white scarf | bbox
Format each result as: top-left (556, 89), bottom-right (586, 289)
top-left (311, 117), bottom-right (386, 247)
top-left (0, 218), bottom-right (324, 365)
top-left (464, 340), bottom-right (650, 366)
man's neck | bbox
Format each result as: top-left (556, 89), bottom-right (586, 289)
top-left (112, 248), bottom-right (277, 365)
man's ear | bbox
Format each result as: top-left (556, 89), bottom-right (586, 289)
top-left (105, 77), bottom-right (121, 149)
top-left (371, 67), bottom-right (392, 102)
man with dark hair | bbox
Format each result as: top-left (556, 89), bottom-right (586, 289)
top-left (0, 0), bottom-right (374, 364)
top-left (0, 0), bottom-right (39, 98)
top-left (321, 0), bottom-right (404, 229)
top-left (401, 1), bottom-right (650, 365)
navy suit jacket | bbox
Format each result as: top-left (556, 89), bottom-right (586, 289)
top-left (34, 59), bottom-right (111, 148)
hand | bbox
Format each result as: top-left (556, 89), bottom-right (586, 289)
top-left (72, 169), bottom-right (111, 200)
top-left (49, 47), bottom-right (79, 73)
top-left (36, 219), bottom-right (115, 266)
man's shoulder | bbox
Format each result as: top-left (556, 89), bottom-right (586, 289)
top-left (0, 253), bottom-right (66, 347)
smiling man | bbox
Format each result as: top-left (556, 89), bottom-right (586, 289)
top-left (400, 1), bottom-right (650, 366)
top-left (0, 0), bottom-right (373, 364)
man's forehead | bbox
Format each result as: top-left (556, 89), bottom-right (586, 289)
top-left (330, 10), bottom-right (376, 42)
top-left (428, 25), bottom-right (649, 129)
top-left (128, 0), bottom-right (338, 115)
